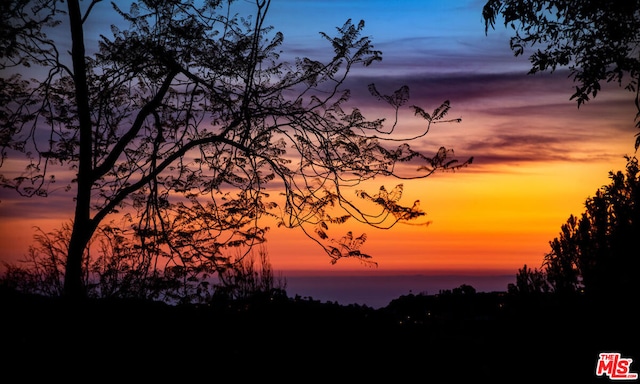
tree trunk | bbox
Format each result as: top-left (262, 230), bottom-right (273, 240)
top-left (63, 0), bottom-right (95, 299)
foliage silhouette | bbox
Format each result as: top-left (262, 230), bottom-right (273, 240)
top-left (482, 0), bottom-right (640, 148)
top-left (5, 280), bottom-right (636, 383)
top-left (507, 264), bottom-right (551, 295)
top-left (212, 246), bottom-right (287, 302)
top-left (0, 0), bottom-right (471, 299)
top-left (0, 224), bottom-right (285, 305)
top-left (543, 156), bottom-right (640, 297)
top-left (507, 156), bottom-right (640, 298)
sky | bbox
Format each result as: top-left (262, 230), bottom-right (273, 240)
top-left (0, 0), bottom-right (636, 306)
top-left (260, 1), bottom-right (636, 274)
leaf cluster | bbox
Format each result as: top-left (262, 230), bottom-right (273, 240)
top-left (483, 0), bottom-right (640, 148)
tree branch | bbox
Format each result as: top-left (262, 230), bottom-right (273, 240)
top-left (92, 69), bottom-right (178, 182)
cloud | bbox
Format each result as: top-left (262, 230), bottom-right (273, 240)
top-left (0, 192), bottom-right (76, 220)
top-left (328, 66), bottom-right (636, 174)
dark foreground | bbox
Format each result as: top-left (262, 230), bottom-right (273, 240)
top-left (2, 289), bottom-right (638, 383)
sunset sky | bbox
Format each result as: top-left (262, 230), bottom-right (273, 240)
top-left (0, 0), bottom-right (636, 304)
top-left (257, 0), bottom-right (636, 276)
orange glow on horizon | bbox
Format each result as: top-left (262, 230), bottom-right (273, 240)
top-left (261, 153), bottom-right (632, 277)
top-left (0, 144), bottom-right (631, 279)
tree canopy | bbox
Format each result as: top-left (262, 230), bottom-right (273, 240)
top-left (543, 156), bottom-right (640, 296)
top-left (0, 0), bottom-right (471, 300)
top-left (482, 0), bottom-right (640, 148)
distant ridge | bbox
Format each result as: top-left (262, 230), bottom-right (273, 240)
top-left (284, 273), bottom-right (514, 308)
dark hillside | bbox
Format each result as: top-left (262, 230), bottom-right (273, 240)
top-left (2, 287), bottom-right (638, 383)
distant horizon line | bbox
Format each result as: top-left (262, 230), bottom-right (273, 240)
top-left (280, 273), bottom-right (518, 308)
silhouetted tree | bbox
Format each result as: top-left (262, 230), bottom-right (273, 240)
top-left (507, 264), bottom-right (550, 295)
top-left (453, 283), bottom-right (476, 295)
top-left (0, 222), bottom-right (287, 304)
top-left (482, 0), bottom-right (640, 148)
top-left (544, 215), bottom-right (582, 294)
top-left (543, 156), bottom-right (640, 297)
top-left (1, 0), bottom-right (471, 299)
top-left (0, 221), bottom-right (182, 301)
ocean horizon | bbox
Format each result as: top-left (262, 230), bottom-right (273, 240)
top-left (282, 273), bottom-right (516, 309)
